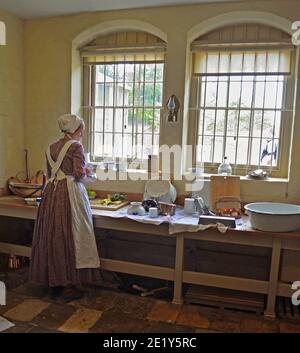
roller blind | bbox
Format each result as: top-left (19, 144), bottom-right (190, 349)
top-left (193, 49), bottom-right (292, 75)
top-left (80, 31), bottom-right (166, 64)
top-left (83, 52), bottom-right (165, 64)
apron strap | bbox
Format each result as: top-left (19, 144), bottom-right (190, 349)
top-left (46, 140), bottom-right (77, 178)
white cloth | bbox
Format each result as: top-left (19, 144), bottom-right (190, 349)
top-left (105, 207), bottom-right (229, 235)
top-left (58, 114), bottom-right (83, 134)
top-left (46, 140), bottom-right (100, 269)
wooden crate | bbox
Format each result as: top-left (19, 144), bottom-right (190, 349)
top-left (185, 285), bottom-right (265, 314)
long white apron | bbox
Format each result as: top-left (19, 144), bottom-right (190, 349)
top-left (46, 140), bottom-right (100, 269)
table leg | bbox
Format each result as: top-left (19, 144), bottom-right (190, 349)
top-left (264, 238), bottom-right (281, 318)
top-left (173, 233), bottom-right (184, 305)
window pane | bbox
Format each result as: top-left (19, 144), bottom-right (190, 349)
top-left (262, 111), bottom-right (275, 138)
top-left (116, 85), bottom-right (125, 106)
top-left (241, 79), bottom-right (253, 108)
top-left (264, 81), bottom-right (277, 109)
top-left (105, 84), bottom-right (114, 106)
top-left (136, 64), bottom-right (145, 82)
top-left (217, 80), bottom-right (228, 107)
top-left (214, 137), bottom-right (224, 163)
top-left (125, 109), bottom-right (135, 133)
top-left (225, 137), bottom-right (237, 164)
top-left (137, 109), bottom-right (143, 133)
top-left (114, 133), bottom-right (123, 157)
top-left (205, 81), bottom-right (218, 107)
top-left (95, 84), bottom-right (104, 106)
top-left (215, 110), bottom-right (225, 135)
top-left (198, 110), bottom-right (204, 136)
top-left (154, 109), bottom-right (160, 134)
top-left (155, 83), bottom-right (163, 106)
top-left (202, 136), bottom-right (213, 162)
top-left (250, 138), bottom-right (261, 166)
top-left (123, 134), bottom-right (133, 158)
top-left (155, 64), bottom-right (164, 81)
top-left (236, 138), bottom-right (249, 164)
top-left (96, 65), bottom-right (105, 82)
top-left (143, 134), bottom-right (153, 158)
top-left (117, 64), bottom-right (125, 82)
top-left (144, 109), bottom-right (154, 132)
top-left (144, 83), bottom-right (155, 106)
top-left (103, 133), bottom-right (113, 157)
top-left (228, 80), bottom-right (241, 108)
top-left (94, 133), bottom-right (103, 156)
top-left (274, 111), bottom-right (282, 139)
top-left (153, 134), bottom-right (160, 155)
top-left (104, 108), bottom-right (114, 132)
top-left (238, 110), bottom-right (251, 137)
top-left (125, 63), bottom-right (135, 82)
top-left (276, 80), bottom-right (284, 109)
top-left (252, 110), bottom-right (263, 137)
top-left (203, 110), bottom-right (215, 135)
top-left (227, 110), bottom-right (238, 136)
top-left (254, 81), bottom-right (265, 108)
top-left (94, 109), bottom-right (103, 132)
top-left (145, 63), bottom-right (155, 81)
top-left (132, 83), bottom-right (144, 106)
top-left (137, 134), bottom-right (143, 159)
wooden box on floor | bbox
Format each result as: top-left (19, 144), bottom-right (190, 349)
top-left (185, 285), bottom-right (265, 314)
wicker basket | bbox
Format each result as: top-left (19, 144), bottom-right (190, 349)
top-left (8, 170), bottom-right (46, 198)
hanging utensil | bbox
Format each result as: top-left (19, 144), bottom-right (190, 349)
top-left (24, 149), bottom-right (30, 183)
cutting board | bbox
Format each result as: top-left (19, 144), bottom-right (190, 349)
top-left (90, 199), bottom-right (129, 210)
top-left (210, 175), bottom-right (240, 211)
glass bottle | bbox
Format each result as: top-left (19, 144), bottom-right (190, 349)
top-left (218, 156), bottom-right (232, 175)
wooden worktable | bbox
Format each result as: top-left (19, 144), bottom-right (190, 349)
top-left (0, 196), bottom-right (299, 318)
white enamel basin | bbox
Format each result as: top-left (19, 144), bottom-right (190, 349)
top-left (244, 202), bottom-right (300, 232)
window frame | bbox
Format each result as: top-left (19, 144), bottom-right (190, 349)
top-left (83, 60), bottom-right (165, 163)
top-left (187, 50), bottom-right (296, 178)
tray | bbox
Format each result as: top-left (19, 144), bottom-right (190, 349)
top-left (90, 199), bottom-right (129, 210)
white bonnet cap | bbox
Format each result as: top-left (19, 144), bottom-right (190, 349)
top-left (58, 114), bottom-right (84, 134)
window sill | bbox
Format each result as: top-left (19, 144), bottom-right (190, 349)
top-left (91, 166), bottom-right (289, 183)
top-left (192, 173), bottom-right (289, 183)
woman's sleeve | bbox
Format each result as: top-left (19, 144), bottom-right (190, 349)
top-left (72, 143), bottom-right (87, 181)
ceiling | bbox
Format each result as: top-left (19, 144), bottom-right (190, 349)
top-left (0, 0), bottom-right (245, 19)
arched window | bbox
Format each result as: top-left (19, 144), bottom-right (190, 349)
top-left (80, 31), bottom-right (166, 161)
top-left (188, 23), bottom-right (296, 177)
top-left (0, 21), bottom-right (6, 46)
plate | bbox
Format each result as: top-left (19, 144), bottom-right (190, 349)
top-left (144, 180), bottom-right (177, 204)
top-left (24, 197), bottom-right (41, 206)
top-left (145, 180), bottom-right (170, 198)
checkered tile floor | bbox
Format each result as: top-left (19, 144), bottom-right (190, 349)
top-left (1, 267), bottom-right (300, 333)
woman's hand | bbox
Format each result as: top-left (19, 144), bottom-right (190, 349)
top-left (85, 167), bottom-right (93, 176)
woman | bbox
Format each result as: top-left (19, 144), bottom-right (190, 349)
top-left (30, 114), bottom-right (100, 301)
